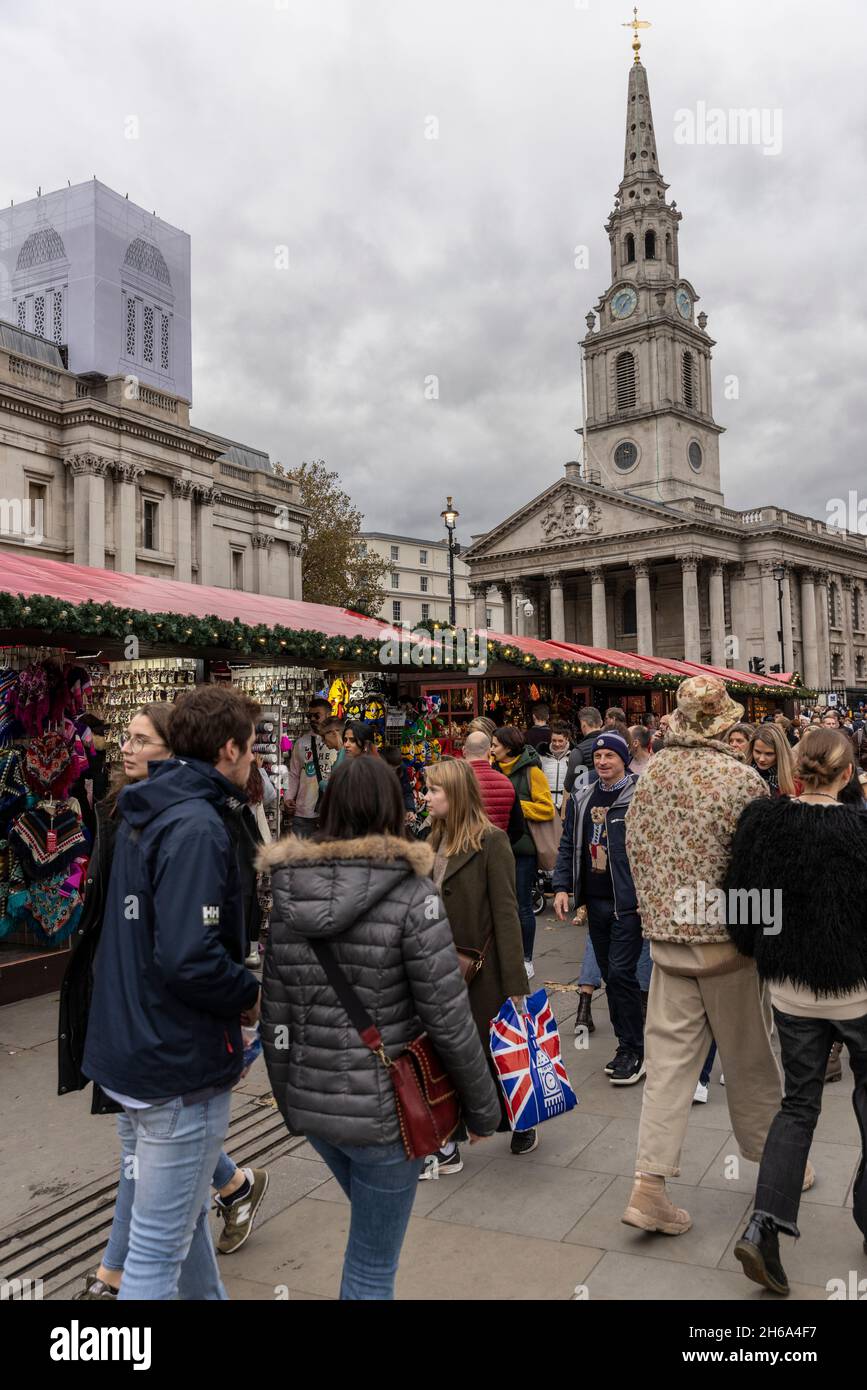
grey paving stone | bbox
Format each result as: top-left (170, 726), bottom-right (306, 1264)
top-left (208, 1154), bottom-right (332, 1247)
top-left (307, 1143), bottom-right (500, 1217)
top-left (584, 1249), bottom-right (829, 1302)
top-left (427, 1157), bottom-right (615, 1240)
top-left (697, 1132), bottom-right (860, 1207)
top-left (396, 1220), bottom-right (604, 1301)
top-left (572, 1114), bottom-right (725, 1186)
top-left (0, 992), bottom-right (62, 1050)
top-left (223, 1274), bottom-right (330, 1301)
top-left (563, 1175), bottom-right (752, 1268)
top-left (719, 1202), bottom-right (867, 1292)
top-left (566, 1066), bottom-right (650, 1121)
top-left (519, 1108), bottom-right (610, 1167)
top-left (813, 1092), bottom-right (861, 1146)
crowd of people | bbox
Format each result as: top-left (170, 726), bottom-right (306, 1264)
top-left (58, 680), bottom-right (867, 1301)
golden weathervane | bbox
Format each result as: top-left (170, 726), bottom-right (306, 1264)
top-left (623, 7), bottom-right (651, 63)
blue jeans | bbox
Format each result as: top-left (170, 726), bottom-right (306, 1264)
top-left (104, 1132), bottom-right (236, 1274)
top-left (514, 852), bottom-right (538, 961)
top-left (585, 899), bottom-right (644, 1055)
top-left (306, 1136), bottom-right (424, 1300)
top-left (579, 935), bottom-right (652, 992)
top-left (115, 1091), bottom-right (232, 1301)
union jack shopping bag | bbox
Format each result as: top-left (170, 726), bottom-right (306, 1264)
top-left (489, 989), bottom-right (578, 1131)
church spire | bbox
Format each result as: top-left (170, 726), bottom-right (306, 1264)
top-left (622, 57), bottom-right (661, 186)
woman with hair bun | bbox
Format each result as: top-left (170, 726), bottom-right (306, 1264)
top-left (724, 729), bottom-right (867, 1296)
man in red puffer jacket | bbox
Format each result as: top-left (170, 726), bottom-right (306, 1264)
top-left (463, 731), bottom-right (525, 847)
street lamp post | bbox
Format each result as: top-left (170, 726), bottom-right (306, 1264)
top-left (440, 496), bottom-right (459, 627)
top-left (771, 563), bottom-right (786, 673)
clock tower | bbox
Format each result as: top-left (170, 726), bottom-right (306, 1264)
top-left (580, 22), bottom-right (724, 506)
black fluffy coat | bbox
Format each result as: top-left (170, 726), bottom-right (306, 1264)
top-left (723, 798), bottom-right (867, 997)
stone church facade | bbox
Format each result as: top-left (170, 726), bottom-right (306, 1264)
top-left (0, 181), bottom-right (307, 597)
top-left (466, 51), bottom-right (867, 699)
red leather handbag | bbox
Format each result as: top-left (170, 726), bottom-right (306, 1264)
top-left (310, 940), bottom-right (460, 1159)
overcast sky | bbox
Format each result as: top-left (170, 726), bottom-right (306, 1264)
top-left (3, 0), bottom-right (865, 544)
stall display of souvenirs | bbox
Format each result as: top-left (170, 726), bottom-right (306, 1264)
top-left (399, 696), bottom-right (444, 814)
top-left (88, 658), bottom-right (200, 765)
top-left (0, 651), bottom-right (100, 950)
top-left (230, 666), bottom-right (323, 745)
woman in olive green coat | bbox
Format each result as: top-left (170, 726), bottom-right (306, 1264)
top-left (424, 759), bottom-right (534, 1172)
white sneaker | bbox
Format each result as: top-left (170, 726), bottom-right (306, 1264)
top-left (719, 1073), bottom-right (725, 1085)
top-left (246, 947), bottom-right (260, 967)
top-left (693, 1082), bottom-right (709, 1104)
top-left (524, 960), bottom-right (535, 980)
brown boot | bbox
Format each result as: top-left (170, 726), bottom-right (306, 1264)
top-left (622, 1173), bottom-right (692, 1235)
top-left (825, 1041), bottom-right (843, 1084)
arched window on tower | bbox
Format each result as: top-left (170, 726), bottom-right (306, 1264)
top-left (665, 232), bottom-right (672, 263)
top-left (622, 588), bottom-right (637, 636)
top-left (624, 233), bottom-right (635, 264)
top-left (682, 351), bottom-right (695, 409)
top-left (644, 229), bottom-right (656, 260)
top-left (615, 351), bottom-right (636, 411)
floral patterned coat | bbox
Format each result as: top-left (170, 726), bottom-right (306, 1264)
top-left (624, 732), bottom-right (769, 944)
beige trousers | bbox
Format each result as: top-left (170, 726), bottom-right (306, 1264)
top-left (635, 958), bottom-right (783, 1177)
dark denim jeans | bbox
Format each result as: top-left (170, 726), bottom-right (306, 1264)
top-left (306, 1136), bottom-right (423, 1299)
top-left (514, 852), bottom-right (538, 962)
top-left (753, 1008), bottom-right (867, 1237)
top-left (585, 898), bottom-right (644, 1056)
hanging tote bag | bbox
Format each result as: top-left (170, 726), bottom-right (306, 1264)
top-left (490, 988), bottom-right (578, 1131)
top-left (527, 815), bottom-right (561, 871)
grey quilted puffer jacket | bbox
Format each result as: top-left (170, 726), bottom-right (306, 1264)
top-left (259, 833), bottom-right (501, 1147)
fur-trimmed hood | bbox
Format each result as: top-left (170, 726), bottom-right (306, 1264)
top-left (259, 833), bottom-right (435, 940)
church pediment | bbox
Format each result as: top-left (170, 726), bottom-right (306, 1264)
top-left (467, 478), bottom-right (684, 561)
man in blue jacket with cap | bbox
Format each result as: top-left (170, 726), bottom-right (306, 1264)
top-left (553, 730), bottom-right (645, 1085)
top-left (84, 684), bottom-right (262, 1300)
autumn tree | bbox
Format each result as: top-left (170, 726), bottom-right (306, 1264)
top-left (285, 460), bottom-right (388, 616)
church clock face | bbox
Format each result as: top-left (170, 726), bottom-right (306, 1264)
top-left (676, 287), bottom-right (692, 320)
top-left (611, 286), bottom-right (638, 319)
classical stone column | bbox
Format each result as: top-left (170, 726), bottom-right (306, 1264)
top-left (469, 581), bottom-right (488, 631)
top-left (633, 561), bottom-right (653, 656)
top-left (589, 567), bottom-right (608, 648)
top-left (113, 463), bottom-right (144, 574)
top-left (709, 560), bottom-right (727, 668)
top-left (546, 572), bottom-right (566, 642)
top-left (194, 485), bottom-right (221, 586)
top-left (727, 564), bottom-right (747, 669)
top-left (172, 479), bottom-right (195, 583)
top-left (511, 583), bottom-right (527, 638)
top-left (814, 569), bottom-right (831, 690)
top-left (760, 560), bottom-right (783, 672)
top-left (250, 533), bottom-right (274, 594)
top-left (496, 583), bottom-right (512, 635)
top-left (800, 570), bottom-right (819, 690)
top-left (680, 554), bottom-right (701, 662)
top-left (287, 540), bottom-right (305, 599)
top-left (841, 575), bottom-right (856, 686)
top-left (66, 453), bottom-right (110, 568)
top-left (781, 566), bottom-right (794, 673)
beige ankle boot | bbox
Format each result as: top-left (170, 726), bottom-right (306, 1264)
top-left (622, 1173), bottom-right (692, 1235)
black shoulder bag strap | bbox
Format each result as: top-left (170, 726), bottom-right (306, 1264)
top-left (308, 939), bottom-right (389, 1061)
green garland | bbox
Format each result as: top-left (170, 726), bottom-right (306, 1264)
top-left (0, 590), bottom-right (813, 698)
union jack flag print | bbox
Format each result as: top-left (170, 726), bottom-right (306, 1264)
top-left (490, 989), bottom-right (578, 1131)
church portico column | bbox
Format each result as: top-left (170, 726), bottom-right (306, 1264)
top-left (709, 560), bottom-right (727, 668)
top-left (546, 571), bottom-right (566, 642)
top-left (65, 453), bottom-right (111, 568)
top-left (760, 560), bottom-right (782, 672)
top-left (113, 463), bottom-right (144, 574)
top-left (194, 485), bottom-right (221, 586)
top-left (287, 540), bottom-right (304, 599)
top-left (781, 566), bottom-right (794, 674)
top-left (841, 575), bottom-right (856, 686)
top-left (589, 567), bottom-right (608, 648)
top-left (728, 564), bottom-right (747, 669)
top-left (799, 570), bottom-right (819, 690)
top-left (251, 533), bottom-right (274, 594)
top-left (814, 569), bottom-right (832, 690)
top-left (172, 479), bottom-right (195, 583)
top-left (511, 582), bottom-right (527, 637)
top-left (634, 561), bottom-right (653, 655)
top-left (680, 554), bottom-right (701, 662)
top-left (469, 581), bottom-right (488, 631)
top-left (496, 582), bottom-right (512, 635)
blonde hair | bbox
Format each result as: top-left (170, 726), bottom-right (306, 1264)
top-left (425, 758), bottom-right (494, 857)
top-left (750, 723), bottom-right (797, 796)
top-left (467, 716), bottom-right (497, 739)
top-left (796, 728), bottom-right (855, 788)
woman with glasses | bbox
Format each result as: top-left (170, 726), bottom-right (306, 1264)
top-left (59, 703), bottom-right (268, 1297)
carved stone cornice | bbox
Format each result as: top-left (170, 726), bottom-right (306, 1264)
top-left (65, 452), bottom-right (112, 478)
top-left (113, 462), bottom-right (145, 485)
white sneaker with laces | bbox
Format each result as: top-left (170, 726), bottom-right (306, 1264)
top-left (693, 1082), bottom-right (709, 1104)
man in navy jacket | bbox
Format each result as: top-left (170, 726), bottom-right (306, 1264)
top-left (553, 731), bottom-right (644, 1086)
top-left (84, 685), bottom-right (261, 1301)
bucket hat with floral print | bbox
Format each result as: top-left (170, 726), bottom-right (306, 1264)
top-left (668, 675), bottom-right (744, 741)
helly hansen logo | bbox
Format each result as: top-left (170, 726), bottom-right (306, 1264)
top-left (202, 905), bottom-right (220, 926)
